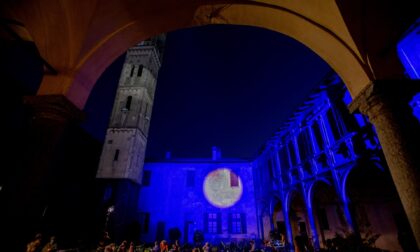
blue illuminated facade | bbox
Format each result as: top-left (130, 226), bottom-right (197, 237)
top-left (135, 73), bottom-right (411, 251)
top-left (397, 18), bottom-right (420, 79)
top-left (253, 73), bottom-right (408, 251)
top-left (138, 148), bottom-right (258, 244)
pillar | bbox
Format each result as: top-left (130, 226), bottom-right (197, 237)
top-left (301, 184), bottom-right (320, 250)
top-left (2, 94), bottom-right (83, 250)
top-left (282, 203), bottom-right (295, 251)
top-left (349, 80), bottom-right (420, 248)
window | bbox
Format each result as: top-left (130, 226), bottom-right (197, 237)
top-left (205, 213), bottom-right (221, 234)
top-left (298, 129), bottom-right (313, 161)
top-left (229, 213), bottom-right (246, 234)
top-left (137, 65), bottom-right (144, 76)
top-left (327, 109), bottom-right (341, 140)
top-left (125, 96), bottom-right (132, 110)
top-left (142, 170), bottom-right (151, 186)
top-left (139, 212), bottom-right (150, 233)
top-left (288, 141), bottom-right (297, 166)
top-left (186, 170), bottom-right (195, 187)
top-left (130, 65), bottom-right (135, 76)
top-left (113, 149), bottom-right (120, 161)
top-left (312, 121), bottom-right (324, 151)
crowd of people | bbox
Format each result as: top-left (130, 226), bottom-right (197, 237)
top-left (25, 231), bottom-right (291, 252)
top-left (26, 233), bottom-right (58, 252)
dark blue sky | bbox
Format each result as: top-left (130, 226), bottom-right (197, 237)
top-left (83, 24), bottom-right (331, 160)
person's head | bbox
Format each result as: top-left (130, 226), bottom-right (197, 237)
top-left (35, 233), bottom-right (42, 241)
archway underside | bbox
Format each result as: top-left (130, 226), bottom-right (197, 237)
top-left (2, 0), bottom-right (376, 109)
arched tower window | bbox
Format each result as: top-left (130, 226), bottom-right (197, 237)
top-left (113, 149), bottom-right (120, 161)
top-left (130, 65), bottom-right (135, 76)
top-left (137, 65), bottom-right (144, 76)
top-left (125, 96), bottom-right (132, 110)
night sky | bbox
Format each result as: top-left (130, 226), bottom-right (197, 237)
top-left (82, 24), bottom-right (331, 160)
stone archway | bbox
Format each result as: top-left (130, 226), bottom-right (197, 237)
top-left (287, 190), bottom-right (311, 252)
top-left (2, 0), bottom-right (387, 109)
top-left (309, 180), bottom-right (349, 249)
top-left (270, 197), bottom-right (286, 243)
top-left (344, 162), bottom-right (416, 252)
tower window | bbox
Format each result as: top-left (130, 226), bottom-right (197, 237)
top-left (137, 65), bottom-right (144, 76)
top-left (125, 96), bottom-right (132, 110)
top-left (130, 65), bottom-right (135, 76)
top-left (113, 149), bottom-right (120, 161)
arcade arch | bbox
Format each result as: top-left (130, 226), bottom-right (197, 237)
top-left (345, 162), bottom-right (416, 251)
top-left (309, 180), bottom-right (349, 249)
top-left (287, 190), bottom-right (312, 251)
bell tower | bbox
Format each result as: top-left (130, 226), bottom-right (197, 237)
top-left (97, 36), bottom-right (164, 183)
top-left (95, 35), bottom-right (164, 238)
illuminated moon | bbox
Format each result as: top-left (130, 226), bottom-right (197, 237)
top-left (203, 168), bottom-right (243, 208)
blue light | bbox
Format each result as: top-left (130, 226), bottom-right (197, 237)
top-left (397, 18), bottom-right (420, 79)
top-left (410, 93), bottom-right (420, 122)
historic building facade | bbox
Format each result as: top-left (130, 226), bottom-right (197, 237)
top-left (130, 72), bottom-right (414, 251)
top-left (254, 73), bottom-right (413, 251)
top-left (138, 147), bottom-right (258, 245)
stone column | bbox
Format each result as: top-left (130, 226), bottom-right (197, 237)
top-left (3, 94), bottom-right (83, 250)
top-left (349, 80), bottom-right (420, 248)
top-left (301, 184), bottom-right (320, 250)
top-left (282, 204), bottom-right (295, 251)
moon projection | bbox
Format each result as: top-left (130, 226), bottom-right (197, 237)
top-left (203, 168), bottom-right (243, 208)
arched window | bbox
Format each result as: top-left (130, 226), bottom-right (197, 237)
top-left (130, 65), bottom-right (135, 76)
top-left (137, 65), bottom-right (144, 76)
top-left (113, 149), bottom-right (120, 161)
top-left (312, 120), bottom-right (324, 151)
top-left (125, 96), bottom-right (132, 110)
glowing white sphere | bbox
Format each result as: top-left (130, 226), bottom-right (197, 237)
top-left (203, 168), bottom-right (243, 208)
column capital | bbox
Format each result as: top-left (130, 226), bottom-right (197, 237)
top-left (349, 80), bottom-right (420, 121)
top-left (24, 94), bottom-right (84, 123)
